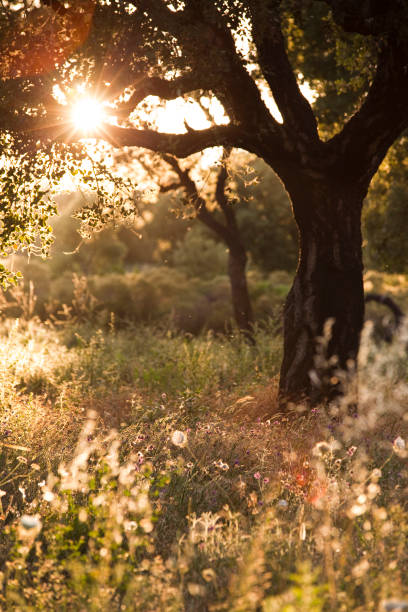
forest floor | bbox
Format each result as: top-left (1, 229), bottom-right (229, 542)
top-left (0, 272), bottom-right (406, 610)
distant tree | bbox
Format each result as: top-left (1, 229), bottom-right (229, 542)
top-left (2, 1), bottom-right (408, 405)
top-left (233, 158), bottom-right (298, 273)
top-left (158, 149), bottom-right (255, 337)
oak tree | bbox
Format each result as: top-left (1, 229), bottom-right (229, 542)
top-left (2, 0), bottom-right (408, 404)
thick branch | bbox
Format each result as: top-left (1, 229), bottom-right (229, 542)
top-left (104, 124), bottom-right (242, 158)
top-left (163, 1), bottom-right (284, 146)
top-left (328, 40), bottom-right (408, 191)
top-left (250, 1), bottom-right (319, 144)
top-left (28, 121), bottom-right (243, 159)
top-left (160, 154), bottom-right (232, 243)
top-left (113, 73), bottom-right (207, 115)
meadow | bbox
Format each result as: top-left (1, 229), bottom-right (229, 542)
top-left (0, 272), bottom-right (406, 611)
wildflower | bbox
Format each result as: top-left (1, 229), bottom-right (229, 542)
top-left (312, 441), bottom-right (331, 457)
top-left (348, 503), bottom-right (366, 517)
top-left (139, 518), bottom-right (154, 533)
top-left (202, 568), bottom-right (216, 582)
top-left (78, 509), bottom-right (88, 522)
top-left (43, 490), bottom-right (54, 502)
top-left (187, 583), bottom-right (206, 597)
top-left (352, 559), bottom-right (370, 578)
top-left (381, 601), bottom-right (408, 611)
top-left (20, 515), bottom-right (41, 530)
top-left (171, 430), bottom-right (187, 447)
top-left (306, 478), bottom-right (328, 506)
top-left (124, 520), bottom-right (137, 532)
top-left (393, 436), bottom-right (405, 451)
top-left (263, 477), bottom-right (270, 484)
top-left (347, 445), bottom-right (357, 457)
top-left (254, 472), bottom-right (261, 480)
top-left (296, 473), bottom-right (307, 487)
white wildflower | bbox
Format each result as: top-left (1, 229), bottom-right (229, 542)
top-left (18, 514), bottom-right (42, 543)
top-left (171, 430), bottom-right (187, 447)
top-left (43, 490), bottom-right (54, 502)
top-left (381, 601), bottom-right (408, 611)
top-left (20, 515), bottom-right (41, 530)
top-left (393, 436), bottom-right (406, 451)
top-left (312, 441), bottom-right (331, 457)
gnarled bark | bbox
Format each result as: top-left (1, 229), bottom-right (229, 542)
top-left (279, 178), bottom-right (364, 404)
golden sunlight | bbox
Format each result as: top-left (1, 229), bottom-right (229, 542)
top-left (71, 97), bottom-right (105, 133)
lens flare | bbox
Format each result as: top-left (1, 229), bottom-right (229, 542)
top-left (71, 97), bottom-right (105, 133)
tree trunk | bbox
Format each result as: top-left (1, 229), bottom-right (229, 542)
top-left (279, 178), bottom-right (365, 405)
top-left (227, 241), bottom-right (254, 341)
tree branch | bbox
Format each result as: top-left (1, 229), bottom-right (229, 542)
top-left (102, 124), bottom-right (242, 158)
top-left (27, 121), bottom-right (243, 158)
top-left (249, 0), bottom-right (319, 144)
top-left (113, 73), bottom-right (208, 115)
top-left (328, 40), bottom-right (408, 191)
top-left (159, 153), bottom-right (232, 243)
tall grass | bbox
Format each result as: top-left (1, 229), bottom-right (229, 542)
top-left (0, 316), bottom-right (406, 610)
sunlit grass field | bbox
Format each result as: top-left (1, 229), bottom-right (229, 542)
top-left (0, 272), bottom-right (406, 610)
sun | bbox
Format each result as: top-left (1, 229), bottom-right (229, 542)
top-left (71, 97), bottom-right (105, 133)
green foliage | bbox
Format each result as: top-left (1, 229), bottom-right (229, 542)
top-left (6, 264), bottom-right (289, 335)
top-left (363, 138), bottom-right (408, 273)
top-left (0, 129), bottom-right (140, 287)
top-left (0, 134), bottom-right (61, 287)
top-left (119, 193), bottom-right (192, 266)
top-left (172, 228), bottom-right (228, 279)
top-left (283, 1), bottom-right (377, 136)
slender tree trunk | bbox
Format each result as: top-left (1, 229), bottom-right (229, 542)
top-left (227, 240), bottom-right (254, 340)
top-left (278, 177), bottom-right (365, 405)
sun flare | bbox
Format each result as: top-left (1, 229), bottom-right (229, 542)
top-left (71, 97), bottom-right (105, 133)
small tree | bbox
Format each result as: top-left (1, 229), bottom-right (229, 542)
top-left (157, 149), bottom-right (255, 338)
